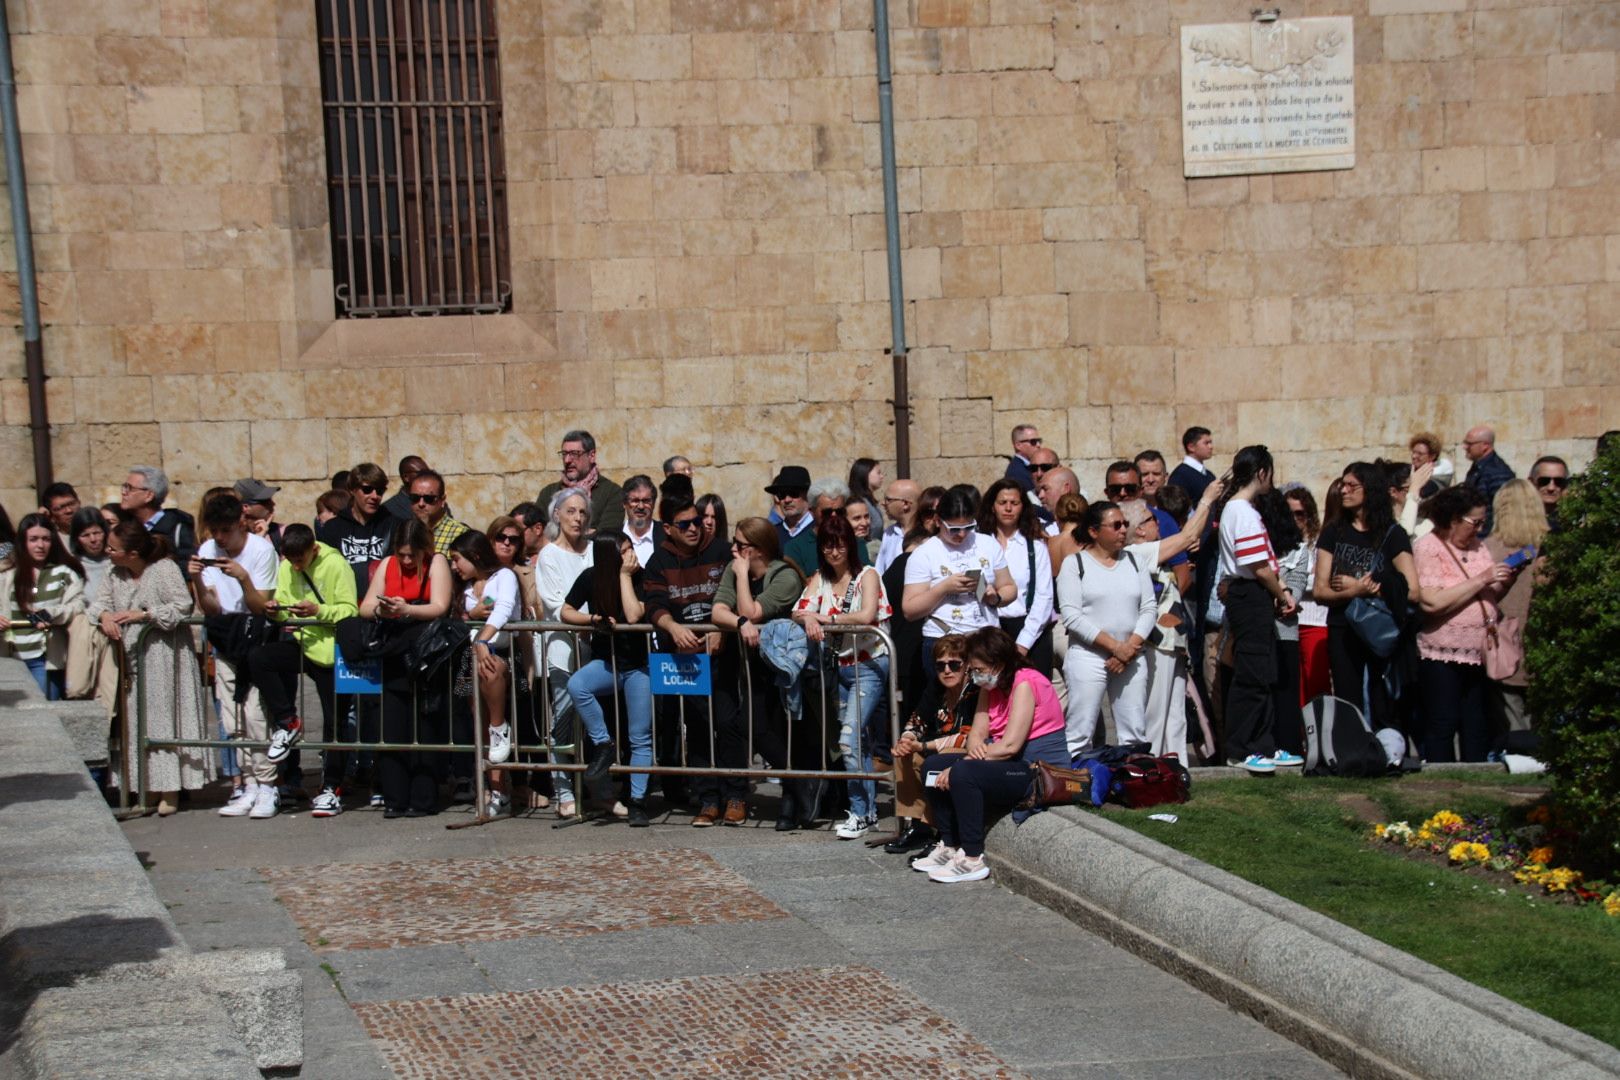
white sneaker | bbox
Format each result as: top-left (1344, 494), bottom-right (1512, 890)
top-left (218, 786), bottom-right (255, 818)
top-left (1228, 754), bottom-right (1276, 774)
top-left (485, 789), bottom-right (510, 817)
top-left (369, 792), bottom-right (385, 808)
top-left (487, 723), bottom-right (512, 764)
top-left (249, 784), bottom-right (279, 819)
top-left (910, 842), bottom-right (958, 872)
top-left (1269, 749), bottom-right (1304, 767)
top-left (929, 852), bottom-right (990, 883)
top-left (834, 812), bottom-right (871, 840)
top-left (310, 787), bottom-right (343, 818)
top-left (265, 719), bottom-right (302, 763)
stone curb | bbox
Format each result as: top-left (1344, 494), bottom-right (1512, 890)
top-left (984, 805), bottom-right (1620, 1080)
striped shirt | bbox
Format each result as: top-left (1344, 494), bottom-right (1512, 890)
top-left (1217, 498), bottom-right (1276, 581)
top-left (6, 564), bottom-right (83, 660)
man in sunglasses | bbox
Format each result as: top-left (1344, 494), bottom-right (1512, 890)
top-left (318, 462), bottom-right (395, 592)
top-left (1462, 425), bottom-right (1515, 536)
top-left (1004, 423), bottom-right (1043, 493)
top-left (1528, 455), bottom-right (1569, 530)
top-left (409, 469), bottom-right (467, 554)
top-left (1109, 459), bottom-right (1190, 591)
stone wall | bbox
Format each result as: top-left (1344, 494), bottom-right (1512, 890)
top-left (2, 0), bottom-right (1616, 526)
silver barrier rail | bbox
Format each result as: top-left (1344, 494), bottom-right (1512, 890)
top-left (127, 616), bottom-right (901, 827)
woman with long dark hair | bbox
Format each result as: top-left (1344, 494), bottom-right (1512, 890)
top-left (977, 479), bottom-right (1054, 674)
top-left (448, 529), bottom-right (520, 816)
top-left (69, 507), bottom-right (112, 600)
top-left (1285, 486), bottom-right (1331, 704)
top-left (1215, 446), bottom-right (1303, 773)
top-left (4, 512), bottom-right (86, 699)
top-left (90, 520), bottom-right (211, 814)
top-left (1313, 461), bottom-right (1421, 733)
top-left (696, 493), bottom-right (728, 552)
top-left (847, 457), bottom-right (886, 534)
top-left (562, 534), bottom-right (653, 826)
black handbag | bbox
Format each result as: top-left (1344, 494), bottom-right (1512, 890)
top-left (404, 615), bottom-right (466, 681)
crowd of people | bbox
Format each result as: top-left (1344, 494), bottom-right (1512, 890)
top-left (0, 419), bottom-right (1595, 884)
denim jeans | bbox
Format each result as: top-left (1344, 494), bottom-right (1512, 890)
top-left (567, 659), bottom-right (653, 801)
top-left (23, 657), bottom-right (63, 701)
top-left (838, 655), bottom-right (889, 823)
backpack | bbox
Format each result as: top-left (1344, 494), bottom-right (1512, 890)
top-left (1302, 695), bottom-right (1389, 777)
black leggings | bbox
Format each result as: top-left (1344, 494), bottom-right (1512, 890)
top-left (698, 648), bottom-right (782, 804)
top-left (1328, 623), bottom-right (1395, 729)
top-left (375, 670), bottom-right (449, 812)
top-left (1223, 579), bottom-right (1278, 761)
top-left (248, 640), bottom-right (347, 787)
top-left (1272, 638), bottom-right (1304, 756)
top-left (1419, 659), bottom-right (1489, 762)
top-left (922, 752), bottom-right (1036, 858)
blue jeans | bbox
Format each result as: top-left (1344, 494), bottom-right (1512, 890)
top-left (838, 656), bottom-right (889, 823)
top-left (24, 657), bottom-right (63, 701)
top-left (566, 659), bottom-right (653, 801)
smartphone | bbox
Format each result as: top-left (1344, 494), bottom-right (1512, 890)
top-left (27, 611), bottom-right (51, 628)
top-left (924, 771), bottom-right (942, 788)
top-left (963, 568), bottom-right (982, 585)
top-left (1503, 546), bottom-right (1536, 570)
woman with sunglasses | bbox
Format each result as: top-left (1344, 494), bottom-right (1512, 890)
top-left (1055, 500), bottom-right (1156, 758)
top-left (901, 486), bottom-right (1015, 664)
top-left (1413, 486), bottom-right (1515, 762)
top-left (485, 513), bottom-right (548, 810)
top-left (793, 511), bottom-right (892, 840)
top-left (886, 633), bottom-right (976, 855)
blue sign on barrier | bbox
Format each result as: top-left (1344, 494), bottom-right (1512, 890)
top-left (334, 653), bottom-right (382, 695)
top-left (650, 652), bottom-right (711, 696)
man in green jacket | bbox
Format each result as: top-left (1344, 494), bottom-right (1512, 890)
top-left (244, 524), bottom-right (359, 818)
top-left (537, 428), bottom-right (624, 535)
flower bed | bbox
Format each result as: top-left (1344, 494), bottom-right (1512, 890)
top-left (1371, 805), bottom-right (1620, 916)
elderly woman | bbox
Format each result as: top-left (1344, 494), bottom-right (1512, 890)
top-left (90, 520), bottom-right (212, 815)
top-left (1056, 501), bottom-right (1156, 758)
top-left (1483, 480), bottom-right (1546, 753)
top-left (794, 511), bottom-right (892, 841)
top-left (1413, 486), bottom-right (1515, 762)
top-left (911, 627), bottom-right (1068, 884)
top-left (537, 487), bottom-right (594, 818)
top-left (978, 479), bottom-right (1054, 674)
top-left (887, 633), bottom-right (977, 855)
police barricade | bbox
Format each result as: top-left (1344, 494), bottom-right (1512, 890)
top-left (126, 616), bottom-right (900, 826)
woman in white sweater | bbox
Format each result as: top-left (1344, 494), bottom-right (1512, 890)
top-left (1055, 501), bottom-right (1156, 758)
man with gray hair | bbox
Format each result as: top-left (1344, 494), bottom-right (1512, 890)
top-left (121, 464), bottom-right (196, 565)
top-left (783, 476), bottom-right (865, 576)
top-left (662, 455), bottom-right (693, 479)
top-left (620, 474), bottom-right (660, 566)
top-left (1005, 423), bottom-right (1042, 493)
top-left (538, 429), bottom-right (624, 534)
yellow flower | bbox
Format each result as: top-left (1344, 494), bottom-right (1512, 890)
top-left (1527, 846), bottom-right (1556, 866)
top-left (1543, 867), bottom-right (1582, 894)
top-left (1422, 810), bottom-right (1464, 833)
top-left (1514, 864), bottom-right (1546, 885)
top-left (1604, 893), bottom-right (1620, 918)
top-left (1373, 824), bottom-right (1386, 838)
top-left (1447, 841), bottom-right (1491, 866)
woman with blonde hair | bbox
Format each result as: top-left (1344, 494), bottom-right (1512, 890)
top-left (1483, 479), bottom-right (1547, 754)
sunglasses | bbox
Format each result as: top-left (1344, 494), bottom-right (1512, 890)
top-left (730, 539), bottom-right (754, 550)
top-left (1534, 476), bottom-right (1569, 489)
top-left (1029, 463), bottom-right (1056, 474)
top-left (1099, 520), bottom-right (1128, 530)
top-left (357, 484), bottom-right (385, 495)
top-left (409, 493), bottom-right (441, 504)
top-left (1459, 516), bottom-right (1487, 528)
top-left (1104, 483), bottom-right (1139, 497)
top-left (934, 659), bottom-right (964, 672)
top-left (1018, 436), bottom-right (1043, 446)
top-left (493, 533), bottom-right (522, 545)
top-left (672, 517), bottom-right (702, 531)
top-left (941, 522), bottom-right (975, 535)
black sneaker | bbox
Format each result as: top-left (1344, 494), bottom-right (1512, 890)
top-left (585, 740), bottom-right (617, 784)
top-left (626, 800), bottom-right (650, 828)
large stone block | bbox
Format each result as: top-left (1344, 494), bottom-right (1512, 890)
top-left (161, 420), bottom-right (251, 484)
top-left (1090, 345), bottom-right (1173, 404)
top-left (989, 293), bottom-right (1068, 349)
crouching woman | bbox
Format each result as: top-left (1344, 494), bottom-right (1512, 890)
top-left (912, 626), bottom-right (1068, 884)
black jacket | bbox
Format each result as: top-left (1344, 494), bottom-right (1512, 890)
top-left (146, 507), bottom-right (197, 568)
top-left (317, 510), bottom-right (395, 592)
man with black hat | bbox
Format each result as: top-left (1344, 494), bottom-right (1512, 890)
top-left (235, 478), bottom-right (283, 553)
top-left (767, 466), bottom-right (813, 555)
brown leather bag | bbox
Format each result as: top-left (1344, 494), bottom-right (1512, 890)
top-left (1018, 760), bottom-right (1096, 809)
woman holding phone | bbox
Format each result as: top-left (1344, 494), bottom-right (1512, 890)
top-left (1482, 480), bottom-right (1546, 753)
top-left (1412, 486), bottom-right (1515, 762)
top-left (901, 486), bottom-right (1015, 663)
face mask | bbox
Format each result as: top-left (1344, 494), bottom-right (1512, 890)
top-left (969, 668), bottom-right (999, 689)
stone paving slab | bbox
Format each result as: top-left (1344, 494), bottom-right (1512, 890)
top-left (352, 966), bottom-right (1020, 1080)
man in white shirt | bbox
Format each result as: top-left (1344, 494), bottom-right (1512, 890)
top-left (619, 475), bottom-right (659, 567)
top-left (189, 492), bottom-right (282, 818)
top-left (875, 478), bottom-right (920, 574)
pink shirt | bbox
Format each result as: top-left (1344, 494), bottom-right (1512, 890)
top-left (1413, 533), bottom-right (1495, 665)
top-left (986, 668), bottom-right (1066, 746)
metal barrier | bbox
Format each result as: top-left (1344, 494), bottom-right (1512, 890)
top-left (126, 616), bottom-right (901, 827)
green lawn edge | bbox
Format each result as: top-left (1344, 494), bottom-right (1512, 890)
top-left (1102, 773), bottom-right (1620, 1048)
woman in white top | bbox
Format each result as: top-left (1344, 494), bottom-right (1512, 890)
top-left (1055, 501), bottom-right (1156, 758)
top-left (447, 530), bottom-right (519, 817)
top-left (794, 511), bottom-right (893, 840)
top-left (537, 488), bottom-right (594, 815)
top-left (976, 479), bottom-right (1054, 676)
top-left (902, 486), bottom-right (1015, 651)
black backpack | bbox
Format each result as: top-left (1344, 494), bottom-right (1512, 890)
top-left (1302, 695), bottom-right (1388, 777)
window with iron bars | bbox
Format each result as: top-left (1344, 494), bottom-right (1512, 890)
top-left (316, 0), bottom-right (511, 317)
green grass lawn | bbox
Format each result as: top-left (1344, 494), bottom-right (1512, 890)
top-left (1103, 772), bottom-right (1620, 1048)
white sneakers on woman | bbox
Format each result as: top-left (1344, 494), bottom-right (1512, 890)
top-left (487, 724), bottom-right (512, 764)
top-left (910, 842), bottom-right (989, 882)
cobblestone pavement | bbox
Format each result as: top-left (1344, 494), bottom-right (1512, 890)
top-left (128, 790), bottom-right (1346, 1080)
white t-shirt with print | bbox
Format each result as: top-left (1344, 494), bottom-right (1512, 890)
top-left (903, 533), bottom-right (1008, 638)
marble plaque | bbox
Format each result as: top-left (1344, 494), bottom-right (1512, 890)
top-left (1180, 16), bottom-right (1355, 178)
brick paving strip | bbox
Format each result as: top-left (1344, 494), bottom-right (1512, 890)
top-left (259, 850), bottom-right (789, 951)
top-left (352, 964), bottom-right (1021, 1080)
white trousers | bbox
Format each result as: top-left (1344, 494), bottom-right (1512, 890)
top-left (1063, 645), bottom-right (1148, 757)
top-left (1142, 648), bottom-right (1188, 760)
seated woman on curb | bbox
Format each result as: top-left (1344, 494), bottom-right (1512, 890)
top-left (447, 530), bottom-right (519, 817)
top-left (912, 626), bottom-right (1069, 884)
top-left (358, 518), bottom-right (452, 818)
top-left (562, 535), bottom-right (653, 826)
top-left (886, 633), bottom-right (977, 855)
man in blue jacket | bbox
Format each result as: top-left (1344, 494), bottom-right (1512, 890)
top-left (1463, 425), bottom-right (1514, 536)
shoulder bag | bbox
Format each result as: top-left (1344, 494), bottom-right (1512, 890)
top-left (1439, 540), bottom-right (1515, 680)
top-left (1345, 526), bottom-right (1401, 658)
